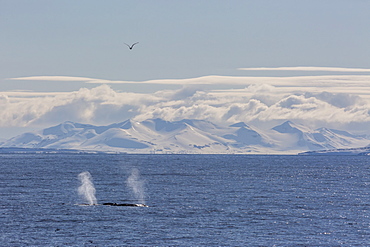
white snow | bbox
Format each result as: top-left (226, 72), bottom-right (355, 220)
top-left (1, 118), bottom-right (369, 154)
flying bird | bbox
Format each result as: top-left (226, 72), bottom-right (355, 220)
top-left (124, 42), bottom-right (139, 50)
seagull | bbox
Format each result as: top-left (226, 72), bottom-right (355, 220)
top-left (124, 42), bottom-right (139, 50)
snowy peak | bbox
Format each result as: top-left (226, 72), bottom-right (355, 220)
top-left (1, 119), bottom-right (369, 154)
top-left (223, 123), bottom-right (270, 147)
top-left (4, 132), bottom-right (43, 148)
top-left (82, 128), bottom-right (150, 149)
top-left (271, 121), bottom-right (369, 151)
top-left (272, 121), bottom-right (308, 134)
top-left (229, 122), bottom-right (249, 128)
top-left (119, 119), bottom-right (133, 129)
top-left (178, 119), bottom-right (220, 132)
top-left (42, 121), bottom-right (84, 137)
top-left (319, 128), bottom-right (365, 139)
top-left (107, 119), bottom-right (133, 130)
top-left (141, 118), bottom-right (186, 132)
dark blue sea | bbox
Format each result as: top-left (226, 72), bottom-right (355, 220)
top-left (1, 154), bottom-right (370, 246)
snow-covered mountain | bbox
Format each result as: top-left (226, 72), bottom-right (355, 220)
top-left (270, 121), bottom-right (368, 151)
top-left (1, 119), bottom-right (369, 154)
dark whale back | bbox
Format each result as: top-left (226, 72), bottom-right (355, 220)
top-left (103, 202), bottom-right (148, 207)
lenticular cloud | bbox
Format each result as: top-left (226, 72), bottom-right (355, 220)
top-left (239, 66), bottom-right (370, 72)
top-left (2, 75), bottom-right (370, 134)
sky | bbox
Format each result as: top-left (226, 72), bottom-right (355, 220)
top-left (1, 0), bottom-right (370, 139)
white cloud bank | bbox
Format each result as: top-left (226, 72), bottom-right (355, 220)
top-left (10, 74), bottom-right (370, 89)
top-left (239, 66), bottom-right (370, 72)
top-left (2, 74), bottom-right (370, 135)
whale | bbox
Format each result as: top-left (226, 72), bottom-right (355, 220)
top-left (103, 202), bottom-right (148, 207)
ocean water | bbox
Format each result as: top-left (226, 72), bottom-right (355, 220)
top-left (1, 154), bottom-right (369, 246)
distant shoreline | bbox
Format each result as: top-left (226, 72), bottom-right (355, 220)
top-left (1, 147), bottom-right (369, 155)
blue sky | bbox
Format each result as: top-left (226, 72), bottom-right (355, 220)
top-left (1, 0), bottom-right (370, 138)
top-left (2, 0), bottom-right (370, 82)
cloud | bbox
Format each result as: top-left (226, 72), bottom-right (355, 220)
top-left (2, 75), bottom-right (370, 134)
top-left (246, 84), bottom-right (282, 106)
top-left (0, 85), bottom-right (158, 127)
top-left (9, 75), bottom-right (243, 85)
top-left (10, 76), bottom-right (95, 81)
top-left (239, 66), bottom-right (370, 72)
top-left (9, 75), bottom-right (370, 92)
top-left (136, 84), bottom-right (370, 128)
top-left (154, 85), bottom-right (205, 101)
top-left (9, 76), bottom-right (122, 84)
top-left (304, 92), bottom-right (361, 108)
top-left (222, 100), bottom-right (269, 122)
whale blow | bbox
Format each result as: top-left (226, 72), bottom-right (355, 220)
top-left (78, 171), bottom-right (97, 205)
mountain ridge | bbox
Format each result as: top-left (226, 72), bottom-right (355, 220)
top-left (1, 119), bottom-right (369, 154)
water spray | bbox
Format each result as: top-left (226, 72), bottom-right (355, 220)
top-left (78, 171), bottom-right (97, 205)
top-left (126, 168), bottom-right (146, 204)
top-left (76, 169), bottom-right (148, 207)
